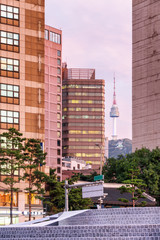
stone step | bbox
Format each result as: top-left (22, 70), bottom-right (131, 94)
top-left (0, 225), bottom-right (160, 239)
top-left (59, 214), bottom-right (160, 225)
top-left (76, 207), bottom-right (160, 216)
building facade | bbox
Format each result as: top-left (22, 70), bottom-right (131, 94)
top-left (0, 0), bottom-right (45, 224)
top-left (132, 1), bottom-right (160, 151)
top-left (45, 26), bottom-right (62, 181)
top-left (62, 64), bottom-right (105, 169)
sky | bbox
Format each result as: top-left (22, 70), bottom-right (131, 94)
top-left (45, 0), bottom-right (132, 140)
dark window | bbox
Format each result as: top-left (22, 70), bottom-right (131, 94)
top-left (57, 167), bottom-right (61, 173)
top-left (57, 140), bottom-right (61, 146)
top-left (57, 149), bottom-right (60, 155)
top-left (57, 158), bottom-right (61, 165)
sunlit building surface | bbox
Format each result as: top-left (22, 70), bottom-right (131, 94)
top-left (62, 64), bottom-right (105, 169)
top-left (45, 26), bottom-right (62, 181)
top-left (132, 1), bottom-right (160, 150)
top-left (0, 0), bottom-right (45, 224)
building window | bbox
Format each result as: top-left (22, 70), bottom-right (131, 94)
top-left (50, 31), bottom-right (61, 44)
top-left (57, 76), bottom-right (61, 84)
top-left (0, 57), bottom-right (19, 78)
top-left (57, 68), bottom-right (61, 75)
top-left (0, 31), bottom-right (19, 52)
top-left (57, 158), bottom-right (61, 165)
top-left (57, 86), bottom-right (61, 93)
top-left (0, 84), bottom-right (19, 104)
top-left (57, 167), bottom-right (61, 173)
top-left (45, 29), bottom-right (49, 40)
top-left (0, 110), bottom-right (19, 130)
top-left (57, 95), bottom-right (61, 102)
top-left (57, 50), bottom-right (61, 57)
top-left (0, 192), bottom-right (18, 207)
top-left (57, 122), bottom-right (61, 129)
top-left (57, 176), bottom-right (60, 182)
top-left (57, 140), bottom-right (61, 146)
top-left (57, 113), bottom-right (61, 120)
top-left (57, 149), bottom-right (61, 156)
top-left (25, 193), bottom-right (41, 205)
top-left (0, 5), bottom-right (19, 27)
top-left (57, 104), bottom-right (61, 111)
top-left (57, 131), bottom-right (61, 138)
top-left (57, 59), bottom-right (61, 66)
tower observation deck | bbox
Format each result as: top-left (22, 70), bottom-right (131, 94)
top-left (110, 76), bottom-right (119, 140)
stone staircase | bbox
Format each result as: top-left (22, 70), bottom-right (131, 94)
top-left (0, 207), bottom-right (160, 239)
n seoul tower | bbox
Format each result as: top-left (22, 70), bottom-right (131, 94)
top-left (110, 75), bottom-right (119, 140)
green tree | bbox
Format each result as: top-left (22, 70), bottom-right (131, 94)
top-left (0, 128), bottom-right (26, 224)
top-left (23, 138), bottom-right (47, 221)
top-left (44, 170), bottom-right (93, 214)
top-left (118, 168), bottom-right (147, 207)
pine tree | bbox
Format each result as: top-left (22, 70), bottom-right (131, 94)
top-left (23, 138), bottom-right (47, 221)
top-left (0, 128), bottom-right (26, 224)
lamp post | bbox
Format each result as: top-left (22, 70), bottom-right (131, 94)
top-left (95, 143), bottom-right (103, 175)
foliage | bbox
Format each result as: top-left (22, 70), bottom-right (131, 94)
top-left (103, 147), bottom-right (160, 204)
top-left (118, 168), bottom-right (147, 207)
top-left (0, 128), bottom-right (26, 224)
top-left (44, 170), bottom-right (93, 214)
top-left (23, 138), bottom-right (47, 221)
top-left (79, 171), bottom-right (98, 182)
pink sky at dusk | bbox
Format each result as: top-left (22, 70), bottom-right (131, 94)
top-left (45, 0), bottom-right (132, 140)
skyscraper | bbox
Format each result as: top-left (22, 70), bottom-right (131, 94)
top-left (0, 0), bottom-right (45, 224)
top-left (45, 25), bottom-right (62, 181)
top-left (62, 64), bottom-right (105, 169)
top-left (132, 1), bottom-right (160, 151)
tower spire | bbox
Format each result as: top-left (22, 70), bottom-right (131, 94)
top-left (113, 73), bottom-right (117, 105)
top-left (110, 74), bottom-right (120, 140)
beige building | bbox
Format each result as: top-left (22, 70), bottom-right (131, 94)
top-left (132, 1), bottom-right (160, 151)
top-left (0, 0), bottom-right (45, 224)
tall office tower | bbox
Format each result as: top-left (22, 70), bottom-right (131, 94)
top-left (45, 26), bottom-right (62, 181)
top-left (0, 0), bottom-right (45, 224)
top-left (62, 64), bottom-right (105, 169)
top-left (110, 76), bottom-right (119, 140)
top-left (132, 1), bottom-right (160, 151)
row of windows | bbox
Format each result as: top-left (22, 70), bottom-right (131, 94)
top-left (0, 84), bottom-right (19, 98)
top-left (0, 83), bottom-right (19, 104)
top-left (63, 138), bottom-right (102, 142)
top-left (62, 115), bottom-right (104, 120)
top-left (75, 153), bottom-right (101, 158)
top-left (0, 5), bottom-right (19, 27)
top-left (63, 123), bottom-right (103, 127)
top-left (0, 30), bottom-right (19, 52)
top-left (45, 30), bottom-right (61, 44)
top-left (63, 107), bottom-right (103, 112)
top-left (0, 5), bottom-right (19, 19)
top-left (0, 110), bottom-right (19, 124)
top-left (63, 130), bottom-right (102, 135)
top-left (63, 146), bottom-right (101, 150)
top-left (63, 84), bottom-right (103, 89)
top-left (0, 57), bottom-right (19, 78)
top-left (63, 99), bottom-right (103, 104)
top-left (63, 92), bottom-right (104, 97)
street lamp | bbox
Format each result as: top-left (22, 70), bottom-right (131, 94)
top-left (95, 143), bottom-right (103, 175)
